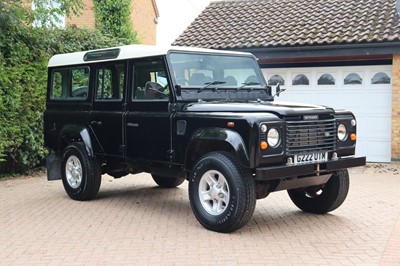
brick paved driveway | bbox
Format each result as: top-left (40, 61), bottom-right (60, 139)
top-left (0, 164), bottom-right (399, 265)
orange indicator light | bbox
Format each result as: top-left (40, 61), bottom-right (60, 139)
top-left (260, 141), bottom-right (268, 150)
top-left (227, 122), bottom-right (235, 127)
top-left (350, 133), bottom-right (356, 141)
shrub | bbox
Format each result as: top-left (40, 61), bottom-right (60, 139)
top-left (93, 0), bottom-right (138, 43)
top-left (0, 23), bottom-right (132, 175)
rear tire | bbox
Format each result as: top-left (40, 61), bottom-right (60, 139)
top-left (188, 152), bottom-right (256, 233)
top-left (287, 169), bottom-right (349, 214)
top-left (61, 142), bottom-right (101, 201)
top-left (152, 174), bottom-right (185, 188)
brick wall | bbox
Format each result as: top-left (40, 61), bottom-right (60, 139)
top-left (66, 0), bottom-right (95, 28)
top-left (67, 0), bottom-right (157, 45)
top-left (392, 54), bottom-right (400, 161)
top-left (131, 0), bottom-right (157, 45)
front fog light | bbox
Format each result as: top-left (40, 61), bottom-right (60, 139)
top-left (337, 124), bottom-right (347, 141)
top-left (267, 128), bottom-right (280, 148)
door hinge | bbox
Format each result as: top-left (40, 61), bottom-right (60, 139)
top-left (169, 103), bottom-right (177, 112)
top-left (119, 145), bottom-right (126, 153)
top-left (167, 150), bottom-right (175, 160)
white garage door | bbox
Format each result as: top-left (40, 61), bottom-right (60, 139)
top-left (262, 65), bottom-right (392, 162)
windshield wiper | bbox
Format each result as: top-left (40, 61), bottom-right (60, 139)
top-left (198, 80), bottom-right (226, 92)
top-left (237, 81), bottom-right (261, 90)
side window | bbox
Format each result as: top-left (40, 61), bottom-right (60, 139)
top-left (96, 64), bottom-right (125, 100)
top-left (133, 59), bottom-right (169, 100)
top-left (52, 71), bottom-right (63, 98)
top-left (50, 67), bottom-right (89, 100)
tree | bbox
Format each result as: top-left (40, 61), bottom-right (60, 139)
top-left (1, 0), bottom-right (84, 27)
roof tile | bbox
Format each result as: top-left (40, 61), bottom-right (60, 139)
top-left (173, 0), bottom-right (400, 49)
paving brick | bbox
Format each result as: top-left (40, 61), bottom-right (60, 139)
top-left (0, 164), bottom-right (399, 265)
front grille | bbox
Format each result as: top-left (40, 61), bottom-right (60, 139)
top-left (286, 119), bottom-right (336, 155)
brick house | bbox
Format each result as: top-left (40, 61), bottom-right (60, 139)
top-left (174, 0), bottom-right (400, 162)
top-left (29, 0), bottom-right (159, 44)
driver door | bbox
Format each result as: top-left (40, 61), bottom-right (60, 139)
top-left (125, 58), bottom-right (172, 162)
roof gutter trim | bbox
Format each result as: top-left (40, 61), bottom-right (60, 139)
top-left (229, 41), bottom-right (400, 52)
top-left (227, 42), bottom-right (400, 59)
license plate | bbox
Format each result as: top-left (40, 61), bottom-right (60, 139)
top-left (294, 152), bottom-right (328, 165)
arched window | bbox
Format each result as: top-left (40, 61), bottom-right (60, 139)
top-left (371, 72), bottom-right (390, 84)
top-left (317, 74), bottom-right (335, 85)
top-left (292, 74), bottom-right (309, 85)
top-left (344, 73), bottom-right (362, 85)
top-left (268, 75), bottom-right (285, 85)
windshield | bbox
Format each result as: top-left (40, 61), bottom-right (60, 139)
top-left (168, 52), bottom-right (270, 101)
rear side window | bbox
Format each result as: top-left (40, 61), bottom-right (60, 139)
top-left (96, 64), bottom-right (125, 100)
top-left (50, 67), bottom-right (90, 100)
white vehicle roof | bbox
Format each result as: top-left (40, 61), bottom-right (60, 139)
top-left (47, 44), bottom-right (253, 67)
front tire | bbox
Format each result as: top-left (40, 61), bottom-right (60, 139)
top-left (189, 152), bottom-right (256, 233)
top-left (288, 169), bottom-right (350, 214)
top-left (61, 142), bottom-right (101, 201)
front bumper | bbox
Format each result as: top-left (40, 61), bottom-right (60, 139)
top-left (255, 156), bottom-right (366, 181)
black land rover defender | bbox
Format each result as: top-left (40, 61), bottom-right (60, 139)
top-left (44, 45), bottom-right (366, 232)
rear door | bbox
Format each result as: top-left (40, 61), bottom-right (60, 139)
top-left (89, 62), bottom-right (127, 157)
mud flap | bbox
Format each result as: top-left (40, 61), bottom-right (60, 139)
top-left (46, 152), bottom-right (62, 181)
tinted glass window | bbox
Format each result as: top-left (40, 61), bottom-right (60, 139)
top-left (96, 64), bottom-right (125, 100)
top-left (371, 72), bottom-right (390, 84)
top-left (268, 75), bottom-right (285, 85)
top-left (52, 72), bottom-right (63, 98)
top-left (292, 74), bottom-right (309, 85)
top-left (318, 74), bottom-right (335, 85)
top-left (50, 67), bottom-right (90, 100)
top-left (344, 73), bottom-right (362, 85)
top-left (133, 59), bottom-right (169, 100)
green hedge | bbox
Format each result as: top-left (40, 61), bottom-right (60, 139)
top-left (93, 0), bottom-right (137, 43)
top-left (0, 24), bottom-right (130, 175)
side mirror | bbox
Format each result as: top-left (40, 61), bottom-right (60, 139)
top-left (276, 83), bottom-right (281, 96)
top-left (273, 83), bottom-right (286, 98)
top-left (175, 84), bottom-right (182, 96)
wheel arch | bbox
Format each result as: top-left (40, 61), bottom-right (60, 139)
top-left (185, 127), bottom-right (250, 172)
top-left (58, 125), bottom-right (95, 157)
top-left (47, 127), bottom-right (95, 181)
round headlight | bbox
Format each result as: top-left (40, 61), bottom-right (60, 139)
top-left (267, 128), bottom-right (280, 148)
top-left (337, 124), bottom-right (347, 141)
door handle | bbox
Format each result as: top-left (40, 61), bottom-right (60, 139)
top-left (91, 121), bottom-right (102, 126)
top-left (127, 122), bottom-right (139, 127)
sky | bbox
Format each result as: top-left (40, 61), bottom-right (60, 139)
top-left (155, 0), bottom-right (212, 46)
